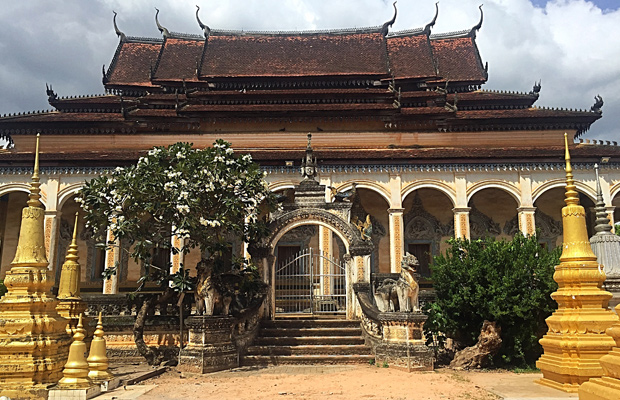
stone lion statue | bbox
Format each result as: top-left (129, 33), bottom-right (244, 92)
top-left (374, 253), bottom-right (420, 312)
top-left (195, 259), bottom-right (232, 316)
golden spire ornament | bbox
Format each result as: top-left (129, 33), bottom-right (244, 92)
top-left (87, 312), bottom-right (114, 382)
top-left (536, 133), bottom-right (618, 393)
top-left (56, 212), bottom-right (87, 333)
top-left (58, 314), bottom-right (93, 389)
top-left (0, 134), bottom-right (71, 399)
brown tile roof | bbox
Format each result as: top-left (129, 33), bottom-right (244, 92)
top-left (180, 103), bottom-right (394, 113)
top-left (199, 33), bottom-right (390, 78)
top-left (457, 108), bottom-right (599, 121)
top-left (0, 111), bottom-right (126, 123)
top-left (430, 36), bottom-right (486, 83)
top-left (387, 34), bottom-right (437, 80)
top-left (4, 144), bottom-right (618, 164)
top-left (153, 38), bottom-right (204, 82)
top-left (106, 40), bottom-right (162, 87)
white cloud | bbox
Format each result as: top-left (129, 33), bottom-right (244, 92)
top-left (0, 0), bottom-right (618, 140)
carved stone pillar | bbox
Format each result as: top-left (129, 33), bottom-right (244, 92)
top-left (517, 206), bottom-right (537, 236)
top-left (102, 227), bottom-right (119, 295)
top-left (388, 208), bottom-right (404, 273)
top-left (452, 207), bottom-right (471, 240)
top-left (319, 226), bottom-right (333, 295)
top-left (350, 254), bottom-right (370, 318)
top-left (44, 210), bottom-right (60, 279)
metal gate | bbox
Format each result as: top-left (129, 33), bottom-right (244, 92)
top-left (274, 248), bottom-right (346, 314)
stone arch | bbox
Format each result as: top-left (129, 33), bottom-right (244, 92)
top-left (331, 180), bottom-right (391, 205)
top-left (0, 184), bottom-right (47, 207)
top-left (264, 208), bottom-right (371, 256)
top-left (532, 179), bottom-right (596, 203)
top-left (268, 181), bottom-right (297, 192)
top-left (58, 182), bottom-right (86, 209)
top-left (467, 181), bottom-right (521, 206)
top-left (401, 180), bottom-right (456, 207)
top-left (401, 188), bottom-right (455, 276)
top-left (610, 182), bottom-right (620, 201)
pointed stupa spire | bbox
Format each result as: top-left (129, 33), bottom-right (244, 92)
top-left (536, 133), bottom-right (617, 392)
top-left (563, 132), bottom-right (580, 207)
top-left (58, 314), bottom-right (93, 389)
top-left (381, 1), bottom-right (397, 36)
top-left (155, 8), bottom-right (170, 38)
top-left (196, 5), bottom-right (210, 38)
top-left (469, 4), bottom-right (484, 38)
top-left (113, 11), bottom-right (126, 41)
top-left (28, 133), bottom-right (42, 208)
top-left (422, 2), bottom-right (439, 36)
top-left (11, 133), bottom-right (47, 266)
top-left (0, 132), bottom-right (71, 397)
top-left (87, 312), bottom-right (114, 382)
top-left (593, 164), bottom-right (613, 236)
top-left (57, 213), bottom-right (82, 300)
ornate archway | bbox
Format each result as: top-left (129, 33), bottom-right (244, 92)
top-left (248, 135), bottom-right (373, 319)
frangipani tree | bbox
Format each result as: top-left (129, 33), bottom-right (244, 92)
top-left (77, 140), bottom-right (276, 364)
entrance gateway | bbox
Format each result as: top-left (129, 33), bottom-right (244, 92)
top-left (249, 135), bottom-right (374, 319)
top-left (275, 247), bottom-right (346, 314)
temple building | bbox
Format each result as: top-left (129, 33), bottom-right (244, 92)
top-left (0, 5), bottom-right (619, 314)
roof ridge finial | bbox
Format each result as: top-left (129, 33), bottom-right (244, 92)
top-left (381, 1), bottom-right (397, 36)
top-left (155, 8), bottom-right (170, 38)
top-left (196, 5), bottom-right (211, 38)
top-left (27, 133), bottom-right (42, 208)
top-left (593, 164), bottom-right (613, 235)
top-left (423, 2), bottom-right (439, 36)
top-left (469, 4), bottom-right (484, 38)
top-left (112, 11), bottom-right (126, 41)
top-left (564, 132), bottom-right (579, 206)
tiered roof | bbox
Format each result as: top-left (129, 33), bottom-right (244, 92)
top-left (0, 4), bottom-right (610, 164)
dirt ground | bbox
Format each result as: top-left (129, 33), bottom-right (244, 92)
top-left (137, 365), bottom-right (500, 400)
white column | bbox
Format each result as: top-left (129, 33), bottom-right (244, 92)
top-left (453, 172), bottom-right (470, 239)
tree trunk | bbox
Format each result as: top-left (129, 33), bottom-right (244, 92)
top-left (133, 289), bottom-right (175, 365)
top-left (450, 321), bottom-right (502, 369)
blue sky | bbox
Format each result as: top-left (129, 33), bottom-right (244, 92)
top-left (532, 0), bottom-right (619, 10)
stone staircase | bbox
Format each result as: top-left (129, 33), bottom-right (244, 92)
top-left (243, 317), bottom-right (373, 365)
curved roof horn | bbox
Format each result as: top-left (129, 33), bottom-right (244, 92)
top-left (381, 2), bottom-right (397, 36)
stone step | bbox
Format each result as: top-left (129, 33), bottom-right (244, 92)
top-left (260, 327), bottom-right (362, 337)
top-left (255, 336), bottom-right (365, 346)
top-left (242, 354), bottom-right (374, 366)
top-left (262, 319), bottom-right (359, 329)
top-left (246, 344), bottom-right (371, 356)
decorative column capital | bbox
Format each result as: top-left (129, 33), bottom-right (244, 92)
top-left (388, 208), bottom-right (405, 214)
top-left (517, 206), bottom-right (537, 214)
top-left (452, 207), bottom-right (471, 214)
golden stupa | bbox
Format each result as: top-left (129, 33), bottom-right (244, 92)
top-left (579, 303), bottom-right (620, 399)
top-left (56, 212), bottom-right (88, 333)
top-left (0, 135), bottom-right (71, 399)
top-left (536, 133), bottom-right (618, 392)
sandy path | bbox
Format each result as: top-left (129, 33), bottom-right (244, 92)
top-left (138, 365), bottom-right (498, 400)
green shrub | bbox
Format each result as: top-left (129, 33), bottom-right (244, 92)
top-left (0, 280), bottom-right (6, 297)
top-left (424, 233), bottom-right (559, 367)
